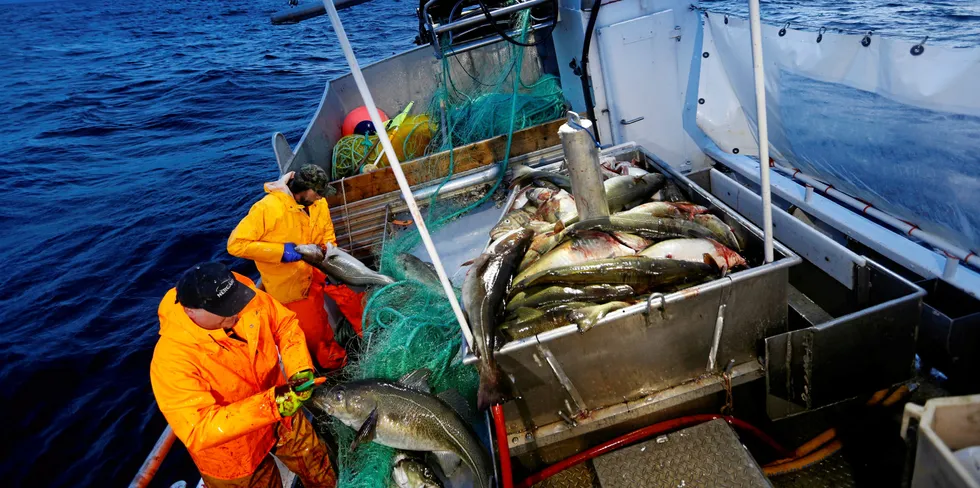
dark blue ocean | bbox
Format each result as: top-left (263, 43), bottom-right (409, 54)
top-left (0, 0), bottom-right (976, 486)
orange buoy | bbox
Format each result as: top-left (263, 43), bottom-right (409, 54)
top-left (342, 106), bottom-right (388, 136)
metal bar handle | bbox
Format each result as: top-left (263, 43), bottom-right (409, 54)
top-left (432, 0), bottom-right (550, 34)
top-left (620, 116), bottom-right (645, 125)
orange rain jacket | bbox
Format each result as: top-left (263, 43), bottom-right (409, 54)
top-left (149, 274), bottom-right (314, 480)
top-left (227, 172), bottom-right (337, 305)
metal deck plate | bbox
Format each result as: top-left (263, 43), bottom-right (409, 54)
top-left (768, 452), bottom-right (855, 488)
top-left (532, 462), bottom-right (601, 488)
top-left (592, 419), bottom-right (771, 488)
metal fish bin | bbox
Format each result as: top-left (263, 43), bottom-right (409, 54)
top-left (463, 145), bottom-right (802, 454)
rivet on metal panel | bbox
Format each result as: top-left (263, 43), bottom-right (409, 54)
top-left (702, 51), bottom-right (709, 58)
top-left (644, 293), bottom-right (666, 326)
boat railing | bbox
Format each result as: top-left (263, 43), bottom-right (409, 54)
top-left (128, 425), bottom-right (177, 488)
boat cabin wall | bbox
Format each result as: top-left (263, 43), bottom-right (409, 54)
top-left (552, 0), bottom-right (709, 171)
top-left (279, 35), bottom-right (560, 176)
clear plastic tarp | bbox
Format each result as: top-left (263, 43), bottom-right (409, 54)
top-left (697, 13), bottom-right (980, 253)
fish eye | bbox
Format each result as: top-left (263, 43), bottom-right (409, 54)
top-left (335, 390), bottom-right (344, 402)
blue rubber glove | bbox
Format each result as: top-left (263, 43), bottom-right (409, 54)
top-left (281, 243), bottom-right (302, 263)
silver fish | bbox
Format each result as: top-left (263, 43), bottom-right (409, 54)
top-left (463, 228), bottom-right (534, 410)
top-left (639, 238), bottom-right (746, 272)
top-left (508, 164), bottom-right (573, 192)
top-left (296, 244), bottom-right (395, 287)
top-left (391, 452), bottom-right (443, 488)
top-left (693, 214), bottom-right (741, 251)
top-left (313, 370), bottom-right (491, 488)
top-left (619, 201), bottom-right (709, 219)
top-left (525, 219), bottom-right (557, 235)
top-left (534, 189), bottom-right (578, 225)
top-left (524, 187), bottom-right (557, 207)
top-left (506, 284), bottom-right (635, 312)
top-left (394, 253), bottom-right (441, 287)
top-left (658, 180), bottom-right (688, 202)
top-left (489, 207), bottom-right (536, 240)
top-left (569, 301), bottom-right (631, 332)
top-left (604, 173), bottom-right (666, 212)
top-left (510, 256), bottom-right (718, 296)
top-left (564, 214), bottom-right (719, 242)
top-left (609, 231), bottom-right (654, 252)
top-left (513, 230), bottom-right (635, 285)
top-left (500, 302), bottom-right (593, 341)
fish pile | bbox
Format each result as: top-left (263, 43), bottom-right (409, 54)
top-left (464, 161), bottom-right (748, 407)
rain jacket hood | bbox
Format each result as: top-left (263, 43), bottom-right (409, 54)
top-left (263, 171), bottom-right (295, 201)
top-left (227, 171), bottom-right (336, 304)
top-left (150, 273), bottom-right (314, 480)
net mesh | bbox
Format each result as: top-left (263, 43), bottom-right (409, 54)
top-left (324, 10), bottom-right (565, 487)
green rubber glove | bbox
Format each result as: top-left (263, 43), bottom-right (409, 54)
top-left (289, 369), bottom-right (316, 390)
top-left (275, 370), bottom-right (317, 418)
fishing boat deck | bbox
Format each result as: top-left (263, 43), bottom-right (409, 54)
top-left (522, 365), bottom-right (952, 488)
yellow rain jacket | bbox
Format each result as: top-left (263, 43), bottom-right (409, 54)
top-left (227, 172), bottom-right (336, 305)
top-left (150, 273), bottom-right (314, 480)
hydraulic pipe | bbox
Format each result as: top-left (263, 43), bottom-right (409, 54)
top-left (128, 425), bottom-right (177, 488)
top-left (492, 405), bottom-right (514, 488)
top-left (321, 0), bottom-right (475, 350)
top-left (559, 112), bottom-right (609, 221)
top-left (747, 0), bottom-right (774, 263)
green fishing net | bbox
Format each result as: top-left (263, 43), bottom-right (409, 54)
top-left (324, 10), bottom-right (566, 487)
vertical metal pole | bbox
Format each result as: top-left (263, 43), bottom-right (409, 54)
top-left (321, 0), bottom-right (475, 349)
top-left (559, 111), bottom-right (609, 221)
top-left (748, 0), bottom-right (774, 263)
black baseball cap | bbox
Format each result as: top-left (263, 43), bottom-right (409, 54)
top-left (175, 262), bottom-right (256, 317)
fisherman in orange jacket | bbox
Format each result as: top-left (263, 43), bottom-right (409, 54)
top-left (227, 164), bottom-right (365, 371)
top-left (150, 262), bottom-right (335, 487)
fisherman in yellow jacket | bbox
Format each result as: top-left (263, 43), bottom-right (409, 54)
top-left (228, 164), bottom-right (362, 371)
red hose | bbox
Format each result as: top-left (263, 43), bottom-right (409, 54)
top-left (492, 404), bottom-right (514, 488)
top-left (516, 414), bottom-right (788, 488)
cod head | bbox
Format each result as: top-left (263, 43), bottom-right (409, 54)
top-left (313, 382), bottom-right (376, 429)
top-left (294, 244), bottom-right (326, 263)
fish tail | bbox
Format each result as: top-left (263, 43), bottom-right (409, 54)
top-left (477, 363), bottom-right (505, 411)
